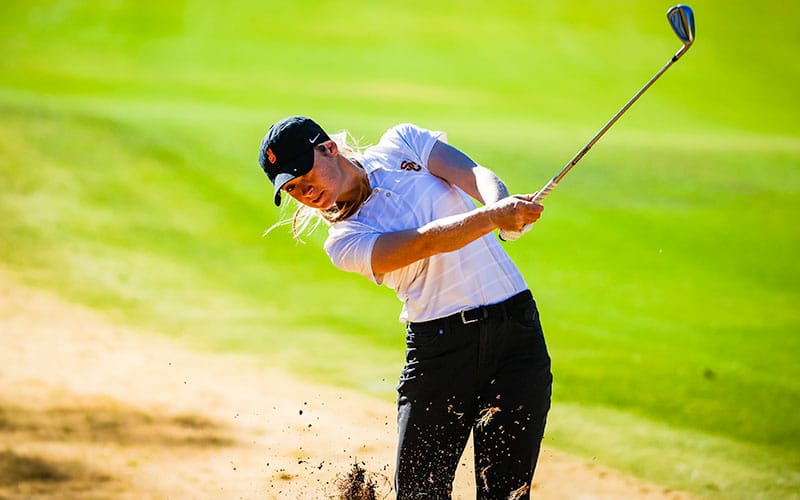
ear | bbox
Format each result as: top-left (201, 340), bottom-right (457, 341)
top-left (319, 140), bottom-right (338, 157)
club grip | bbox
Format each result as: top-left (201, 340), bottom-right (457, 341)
top-left (498, 179), bottom-right (557, 241)
top-left (532, 178), bottom-right (558, 204)
top-left (498, 224), bottom-right (532, 242)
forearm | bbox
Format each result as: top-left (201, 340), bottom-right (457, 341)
top-left (371, 206), bottom-right (496, 275)
top-left (371, 192), bottom-right (543, 274)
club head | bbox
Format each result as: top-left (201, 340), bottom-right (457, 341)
top-left (667, 4), bottom-right (695, 45)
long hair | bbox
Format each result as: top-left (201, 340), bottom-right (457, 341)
top-left (265, 131), bottom-right (369, 242)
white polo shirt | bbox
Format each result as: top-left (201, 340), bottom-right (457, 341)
top-left (324, 124), bottom-right (528, 323)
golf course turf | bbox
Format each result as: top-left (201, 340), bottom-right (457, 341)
top-left (1, 1), bottom-right (798, 497)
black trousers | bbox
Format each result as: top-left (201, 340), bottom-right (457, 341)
top-left (395, 290), bottom-right (552, 500)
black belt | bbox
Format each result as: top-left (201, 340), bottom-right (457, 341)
top-left (409, 290), bottom-right (533, 329)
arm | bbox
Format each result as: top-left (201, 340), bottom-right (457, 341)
top-left (427, 141), bottom-right (533, 241)
top-left (426, 140), bottom-right (508, 204)
top-left (370, 141), bottom-right (542, 275)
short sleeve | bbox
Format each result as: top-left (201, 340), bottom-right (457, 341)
top-left (376, 123), bottom-right (448, 169)
top-left (324, 221), bottom-right (382, 284)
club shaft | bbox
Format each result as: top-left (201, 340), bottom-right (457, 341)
top-left (532, 43), bottom-right (690, 203)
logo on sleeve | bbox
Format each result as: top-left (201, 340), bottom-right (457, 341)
top-left (400, 160), bottom-right (421, 172)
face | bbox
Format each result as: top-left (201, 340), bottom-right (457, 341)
top-left (281, 142), bottom-right (344, 210)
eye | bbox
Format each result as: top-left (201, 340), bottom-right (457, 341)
top-left (284, 183), bottom-right (295, 193)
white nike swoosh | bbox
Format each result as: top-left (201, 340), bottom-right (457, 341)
top-left (309, 133), bottom-right (320, 143)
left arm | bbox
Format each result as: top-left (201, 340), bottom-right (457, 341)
top-left (427, 140), bottom-right (540, 242)
top-left (427, 141), bottom-right (509, 205)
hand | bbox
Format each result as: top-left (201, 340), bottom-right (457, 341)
top-left (492, 194), bottom-right (542, 242)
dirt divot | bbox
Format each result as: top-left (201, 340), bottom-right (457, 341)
top-left (0, 272), bottom-right (692, 499)
top-left (334, 462), bottom-right (391, 500)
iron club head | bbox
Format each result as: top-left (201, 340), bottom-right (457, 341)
top-left (667, 4), bottom-right (695, 46)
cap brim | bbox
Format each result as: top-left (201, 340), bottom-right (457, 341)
top-left (272, 172), bottom-right (296, 206)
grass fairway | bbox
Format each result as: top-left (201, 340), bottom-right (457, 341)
top-left (1, 0), bottom-right (798, 497)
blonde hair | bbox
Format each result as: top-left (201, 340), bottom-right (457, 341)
top-left (265, 131), bottom-right (368, 242)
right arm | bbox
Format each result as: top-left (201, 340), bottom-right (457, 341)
top-left (370, 194), bottom-right (542, 275)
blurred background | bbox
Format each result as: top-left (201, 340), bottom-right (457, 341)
top-left (1, 0), bottom-right (798, 497)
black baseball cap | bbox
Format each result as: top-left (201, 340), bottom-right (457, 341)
top-left (258, 116), bottom-right (330, 206)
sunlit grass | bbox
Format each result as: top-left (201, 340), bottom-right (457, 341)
top-left (1, 0), bottom-right (798, 497)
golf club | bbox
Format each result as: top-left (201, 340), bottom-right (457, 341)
top-left (500, 4), bottom-right (695, 241)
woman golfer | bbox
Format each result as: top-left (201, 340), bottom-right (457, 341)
top-left (258, 116), bottom-right (552, 499)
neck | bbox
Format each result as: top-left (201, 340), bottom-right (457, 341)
top-left (330, 156), bottom-right (370, 222)
top-left (336, 156), bottom-right (370, 205)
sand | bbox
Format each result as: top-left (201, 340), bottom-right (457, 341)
top-left (0, 273), bottom-right (691, 499)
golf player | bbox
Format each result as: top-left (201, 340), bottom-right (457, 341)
top-left (258, 116), bottom-right (552, 499)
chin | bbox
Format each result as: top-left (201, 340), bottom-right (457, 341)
top-left (317, 195), bottom-right (336, 210)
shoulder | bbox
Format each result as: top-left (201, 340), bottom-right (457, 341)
top-left (365, 123), bottom-right (449, 168)
top-left (377, 123), bottom-right (449, 148)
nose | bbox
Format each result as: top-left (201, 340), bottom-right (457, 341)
top-left (301, 183), bottom-right (315, 199)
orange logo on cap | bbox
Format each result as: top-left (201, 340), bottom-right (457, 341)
top-left (266, 148), bottom-right (277, 164)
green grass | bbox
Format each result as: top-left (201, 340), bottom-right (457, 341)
top-left (1, 0), bottom-right (798, 497)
